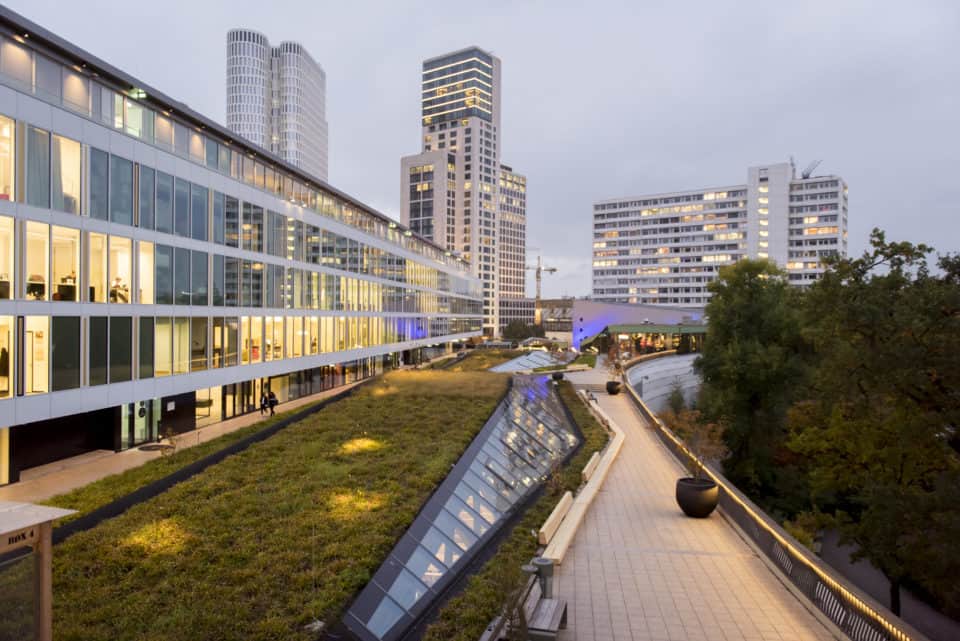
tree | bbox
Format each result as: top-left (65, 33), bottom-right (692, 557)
top-left (694, 259), bottom-right (810, 504)
top-left (501, 321), bottom-right (545, 340)
top-left (788, 230), bottom-right (960, 615)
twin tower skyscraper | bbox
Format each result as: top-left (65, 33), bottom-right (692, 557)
top-left (227, 37), bottom-right (526, 336)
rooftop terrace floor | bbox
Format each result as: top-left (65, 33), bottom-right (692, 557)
top-left (555, 374), bottom-right (838, 641)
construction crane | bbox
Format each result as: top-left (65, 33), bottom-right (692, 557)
top-left (525, 255), bottom-right (557, 325)
top-left (801, 159), bottom-right (822, 179)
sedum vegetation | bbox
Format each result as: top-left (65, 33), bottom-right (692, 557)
top-left (43, 396), bottom-right (343, 525)
top-left (444, 349), bottom-right (525, 372)
top-left (422, 380), bottom-right (610, 641)
top-left (52, 371), bottom-right (508, 641)
top-left (695, 230), bottom-right (960, 617)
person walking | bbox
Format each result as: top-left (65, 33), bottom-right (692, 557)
top-left (268, 390), bottom-right (278, 416)
top-left (259, 391), bottom-right (268, 416)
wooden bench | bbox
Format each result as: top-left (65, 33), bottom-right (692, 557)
top-left (538, 491), bottom-right (573, 545)
top-left (521, 576), bottom-right (567, 641)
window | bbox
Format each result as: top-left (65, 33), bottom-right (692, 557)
top-left (212, 317), bottom-right (224, 368)
top-left (110, 317), bottom-right (132, 382)
top-left (191, 184), bottom-right (208, 241)
top-left (192, 251), bottom-right (208, 305)
top-left (173, 317), bottom-right (189, 374)
top-left (51, 226), bottom-right (79, 301)
top-left (34, 55), bottom-right (61, 101)
top-left (155, 171), bottom-right (173, 233)
top-left (51, 316), bottom-right (80, 391)
top-left (51, 135), bottom-right (81, 214)
top-left (175, 247), bottom-right (190, 305)
top-left (225, 317), bottom-right (239, 367)
top-left (109, 236), bottom-right (132, 303)
top-left (0, 115), bottom-right (12, 200)
top-left (205, 139), bottom-right (218, 168)
top-left (138, 241), bottom-right (154, 304)
top-left (224, 256), bottom-right (239, 306)
top-left (139, 166), bottom-right (155, 229)
top-left (242, 203), bottom-right (263, 252)
top-left (25, 222), bottom-right (49, 301)
top-left (139, 317), bottom-right (154, 379)
top-left (0, 315), bottom-right (11, 398)
top-left (212, 192), bottom-right (225, 244)
top-left (155, 244), bottom-right (173, 305)
top-left (0, 216), bottom-right (11, 299)
top-left (88, 232), bottom-right (107, 302)
top-left (224, 195), bottom-right (239, 247)
top-left (62, 68), bottom-right (89, 113)
top-left (154, 317), bottom-right (172, 377)
top-left (0, 37), bottom-right (32, 87)
top-left (174, 178), bottom-right (190, 237)
top-left (26, 127), bottom-right (51, 208)
top-left (89, 148), bottom-right (109, 220)
top-left (212, 254), bottom-right (224, 306)
top-left (249, 316), bottom-right (263, 363)
top-left (191, 317), bottom-right (208, 371)
top-left (155, 114), bottom-right (173, 149)
top-left (24, 316), bottom-right (49, 395)
top-left (174, 122), bottom-right (189, 157)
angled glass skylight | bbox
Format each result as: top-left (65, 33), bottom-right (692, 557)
top-left (343, 375), bottom-right (579, 641)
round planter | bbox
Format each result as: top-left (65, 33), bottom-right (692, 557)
top-left (605, 380), bottom-right (622, 395)
top-left (675, 477), bottom-right (719, 518)
top-left (551, 372), bottom-right (564, 381)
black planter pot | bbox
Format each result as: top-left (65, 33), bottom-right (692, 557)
top-left (552, 372), bottom-right (564, 381)
top-left (605, 380), bottom-right (622, 395)
top-left (675, 477), bottom-right (719, 518)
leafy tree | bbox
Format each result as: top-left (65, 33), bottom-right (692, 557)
top-left (501, 321), bottom-right (545, 340)
top-left (695, 259), bottom-right (809, 504)
top-left (788, 230), bottom-right (960, 615)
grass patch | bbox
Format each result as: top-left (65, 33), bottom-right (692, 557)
top-left (422, 380), bottom-right (610, 641)
top-left (42, 395), bottom-right (342, 525)
top-left (53, 371), bottom-right (508, 641)
top-left (572, 352), bottom-right (597, 368)
top-left (445, 349), bottom-right (525, 372)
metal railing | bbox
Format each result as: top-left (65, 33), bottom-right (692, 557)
top-left (620, 363), bottom-right (932, 641)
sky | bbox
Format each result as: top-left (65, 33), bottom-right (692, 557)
top-left (8, 0), bottom-right (959, 297)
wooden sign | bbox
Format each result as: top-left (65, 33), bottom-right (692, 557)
top-left (0, 525), bottom-right (36, 554)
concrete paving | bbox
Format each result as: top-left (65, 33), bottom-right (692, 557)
top-left (0, 382), bottom-right (360, 504)
top-left (554, 388), bottom-right (838, 641)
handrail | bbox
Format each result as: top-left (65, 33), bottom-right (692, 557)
top-left (621, 360), bottom-right (933, 641)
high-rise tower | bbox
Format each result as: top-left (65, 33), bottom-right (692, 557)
top-left (401, 47), bottom-right (527, 335)
top-left (226, 29), bottom-right (329, 182)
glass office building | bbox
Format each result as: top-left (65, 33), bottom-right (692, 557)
top-left (0, 7), bottom-right (482, 485)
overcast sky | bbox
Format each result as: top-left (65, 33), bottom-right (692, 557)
top-left (9, 0), bottom-right (959, 297)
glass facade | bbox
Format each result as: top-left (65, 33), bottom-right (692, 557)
top-left (0, 26), bottom-right (482, 486)
top-left (345, 376), bottom-right (580, 641)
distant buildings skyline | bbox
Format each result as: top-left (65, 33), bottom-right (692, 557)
top-left (592, 161), bottom-right (848, 307)
top-left (226, 28), bottom-right (329, 182)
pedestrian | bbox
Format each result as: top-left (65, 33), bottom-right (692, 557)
top-left (259, 391), bottom-right (268, 416)
top-left (268, 390), bottom-right (278, 416)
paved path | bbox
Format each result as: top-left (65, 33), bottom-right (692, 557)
top-left (0, 382), bottom-right (360, 503)
top-left (554, 391), bottom-right (838, 641)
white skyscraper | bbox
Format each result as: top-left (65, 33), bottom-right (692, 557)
top-left (592, 161), bottom-right (848, 306)
top-left (400, 47), bottom-right (528, 335)
top-left (226, 29), bottom-right (329, 182)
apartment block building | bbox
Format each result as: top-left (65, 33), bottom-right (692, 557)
top-left (592, 161), bottom-right (848, 306)
top-left (401, 47), bottom-right (527, 335)
top-left (0, 7), bottom-right (482, 485)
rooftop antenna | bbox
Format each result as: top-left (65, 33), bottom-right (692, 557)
top-left (802, 159), bottom-right (822, 179)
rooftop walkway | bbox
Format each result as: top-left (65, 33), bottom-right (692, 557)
top-left (557, 364), bottom-right (838, 641)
